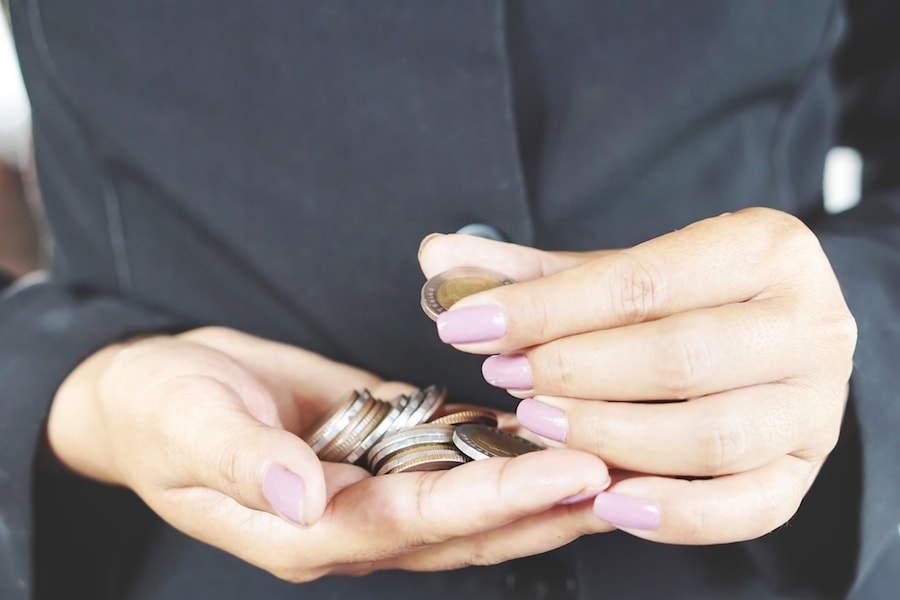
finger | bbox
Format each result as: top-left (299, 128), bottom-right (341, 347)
top-left (488, 298), bottom-right (805, 400)
top-left (435, 208), bottom-right (821, 354)
top-left (156, 447), bottom-right (611, 579)
top-left (418, 232), bottom-right (597, 282)
top-left (379, 500), bottom-right (615, 572)
top-left (590, 455), bottom-right (819, 544)
top-left (518, 382), bottom-right (836, 477)
top-left (156, 375), bottom-right (329, 528)
top-left (323, 448), bottom-right (611, 560)
top-left (180, 327), bottom-right (383, 432)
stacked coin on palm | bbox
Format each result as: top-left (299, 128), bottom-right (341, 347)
top-left (302, 386), bottom-right (541, 475)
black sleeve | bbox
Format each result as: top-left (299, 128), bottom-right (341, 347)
top-left (0, 280), bottom-right (184, 600)
top-left (743, 2), bottom-right (900, 598)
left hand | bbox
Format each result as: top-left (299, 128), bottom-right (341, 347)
top-left (419, 207), bottom-right (857, 544)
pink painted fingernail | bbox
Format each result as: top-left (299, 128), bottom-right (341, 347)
top-left (262, 464), bottom-right (306, 526)
top-left (482, 354), bottom-right (532, 389)
top-left (516, 399), bottom-right (567, 443)
top-left (437, 305), bottom-right (507, 344)
top-left (556, 491), bottom-right (600, 506)
top-left (593, 492), bottom-right (660, 530)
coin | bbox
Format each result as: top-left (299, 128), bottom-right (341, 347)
top-left (430, 406), bottom-right (498, 427)
top-left (404, 385), bottom-right (446, 427)
top-left (421, 267), bottom-right (515, 321)
top-left (380, 449), bottom-right (470, 475)
top-left (387, 388), bottom-right (426, 433)
top-left (376, 444), bottom-right (469, 476)
top-left (303, 390), bottom-right (369, 455)
top-left (366, 423), bottom-right (456, 474)
top-left (452, 424), bottom-right (542, 460)
top-left (347, 396), bottom-right (409, 465)
top-left (321, 397), bottom-right (390, 463)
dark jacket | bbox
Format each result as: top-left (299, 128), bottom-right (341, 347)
top-left (2, 1), bottom-right (898, 598)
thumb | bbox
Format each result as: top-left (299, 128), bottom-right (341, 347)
top-left (186, 389), bottom-right (329, 528)
top-left (417, 233), bottom-right (601, 282)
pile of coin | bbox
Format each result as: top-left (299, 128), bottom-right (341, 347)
top-left (302, 385), bottom-right (542, 475)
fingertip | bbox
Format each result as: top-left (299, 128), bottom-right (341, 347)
top-left (262, 463), bottom-right (307, 526)
top-left (418, 232), bottom-right (445, 261)
top-left (511, 448), bottom-right (611, 504)
top-left (592, 491), bottom-right (661, 531)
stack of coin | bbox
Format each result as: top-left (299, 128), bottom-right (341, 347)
top-left (302, 386), bottom-right (542, 475)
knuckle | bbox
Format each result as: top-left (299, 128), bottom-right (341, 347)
top-left (520, 291), bottom-right (553, 343)
top-left (406, 475), bottom-right (439, 546)
top-left (215, 430), bottom-right (254, 502)
top-left (609, 254), bottom-right (663, 324)
top-left (216, 448), bottom-right (242, 498)
top-left (766, 209), bottom-right (819, 256)
top-left (466, 538), bottom-right (500, 567)
top-left (536, 346), bottom-right (577, 397)
top-left (699, 413), bottom-right (749, 475)
top-left (493, 458), bottom-right (524, 512)
top-left (678, 504), bottom-right (710, 544)
top-left (656, 327), bottom-right (711, 399)
top-left (828, 310), bottom-right (859, 355)
top-left (754, 482), bottom-right (795, 536)
top-left (580, 412), bottom-right (612, 456)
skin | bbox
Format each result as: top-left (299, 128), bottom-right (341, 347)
top-left (48, 327), bottom-right (613, 581)
top-left (47, 206), bottom-right (855, 580)
top-left (418, 207), bottom-right (858, 545)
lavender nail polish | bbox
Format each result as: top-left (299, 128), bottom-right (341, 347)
top-left (437, 305), bottom-right (507, 344)
top-left (482, 354), bottom-right (532, 389)
top-left (516, 399), bottom-right (567, 443)
top-left (593, 492), bottom-right (661, 530)
top-left (556, 491), bottom-right (600, 506)
top-left (262, 464), bottom-right (306, 526)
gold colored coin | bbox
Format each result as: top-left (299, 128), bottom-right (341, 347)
top-left (452, 424), bottom-right (542, 460)
top-left (436, 277), bottom-right (503, 310)
top-left (421, 267), bottom-right (515, 321)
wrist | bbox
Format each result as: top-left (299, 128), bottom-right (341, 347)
top-left (45, 337), bottom-right (164, 485)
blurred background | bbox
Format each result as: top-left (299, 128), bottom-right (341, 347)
top-left (1, 10), bottom-right (41, 278)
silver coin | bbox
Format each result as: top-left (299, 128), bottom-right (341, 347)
top-left (304, 390), bottom-right (369, 455)
top-left (452, 424), bottom-right (542, 460)
top-left (318, 395), bottom-right (380, 462)
top-left (381, 450), bottom-right (470, 475)
top-left (403, 385), bottom-right (446, 428)
top-left (346, 396), bottom-right (409, 465)
top-left (420, 267), bottom-right (516, 321)
top-left (388, 388), bottom-right (427, 433)
top-left (376, 444), bottom-right (468, 476)
top-left (323, 397), bottom-right (388, 463)
top-left (366, 423), bottom-right (456, 474)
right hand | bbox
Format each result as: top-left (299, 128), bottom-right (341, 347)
top-left (48, 327), bottom-right (613, 581)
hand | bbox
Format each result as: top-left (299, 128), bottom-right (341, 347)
top-left (48, 327), bottom-right (612, 580)
top-left (419, 207), bottom-right (857, 544)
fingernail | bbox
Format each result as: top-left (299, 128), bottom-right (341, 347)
top-left (262, 464), bottom-right (306, 526)
top-left (593, 492), bottom-right (661, 530)
top-left (556, 491), bottom-right (600, 506)
top-left (418, 232), bottom-right (443, 258)
top-left (437, 305), bottom-right (507, 344)
top-left (482, 354), bottom-right (532, 389)
top-left (516, 399), bottom-right (567, 443)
